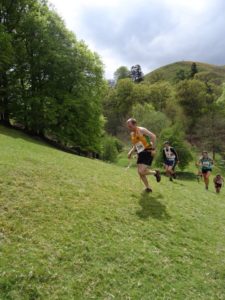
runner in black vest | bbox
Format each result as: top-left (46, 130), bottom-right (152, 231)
top-left (198, 151), bottom-right (213, 190)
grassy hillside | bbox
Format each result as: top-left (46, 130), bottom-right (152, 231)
top-left (0, 126), bottom-right (225, 299)
top-left (145, 61), bottom-right (225, 84)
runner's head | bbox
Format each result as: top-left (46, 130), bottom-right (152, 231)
top-left (126, 118), bottom-right (137, 131)
top-left (164, 141), bottom-right (170, 148)
top-left (202, 151), bottom-right (208, 158)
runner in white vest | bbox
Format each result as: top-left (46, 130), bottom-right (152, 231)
top-left (163, 141), bottom-right (179, 181)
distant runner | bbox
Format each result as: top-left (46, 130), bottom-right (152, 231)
top-left (198, 151), bottom-right (213, 190)
top-left (127, 118), bottom-right (161, 193)
top-left (213, 174), bottom-right (224, 194)
top-left (163, 141), bottom-right (179, 181)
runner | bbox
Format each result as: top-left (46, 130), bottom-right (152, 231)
top-left (198, 151), bottom-right (213, 190)
top-left (213, 174), bottom-right (224, 193)
top-left (163, 141), bottom-right (179, 181)
top-left (127, 118), bottom-right (161, 193)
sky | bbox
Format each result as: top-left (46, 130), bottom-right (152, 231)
top-left (49, 0), bottom-right (225, 79)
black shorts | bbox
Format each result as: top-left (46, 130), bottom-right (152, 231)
top-left (202, 169), bottom-right (212, 174)
top-left (215, 183), bottom-right (222, 188)
top-left (165, 159), bottom-right (175, 167)
top-left (137, 150), bottom-right (153, 166)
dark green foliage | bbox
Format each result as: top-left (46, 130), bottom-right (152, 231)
top-left (0, 0), bottom-right (105, 153)
top-left (155, 125), bottom-right (193, 170)
top-left (100, 135), bottom-right (120, 162)
top-left (176, 79), bottom-right (207, 137)
top-left (190, 62), bottom-right (198, 78)
top-left (131, 103), bottom-right (171, 136)
top-left (114, 66), bottom-right (130, 81)
top-left (175, 69), bottom-right (188, 82)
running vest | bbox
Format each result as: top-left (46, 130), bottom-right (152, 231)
top-left (131, 128), bottom-right (152, 153)
top-left (163, 146), bottom-right (176, 161)
top-left (200, 157), bottom-right (213, 170)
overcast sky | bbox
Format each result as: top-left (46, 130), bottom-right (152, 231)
top-left (50, 0), bottom-right (225, 79)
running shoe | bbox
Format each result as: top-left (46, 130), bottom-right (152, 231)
top-left (155, 170), bottom-right (161, 182)
top-left (145, 188), bottom-right (153, 193)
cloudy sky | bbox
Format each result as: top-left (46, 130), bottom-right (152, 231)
top-left (50, 0), bottom-right (225, 79)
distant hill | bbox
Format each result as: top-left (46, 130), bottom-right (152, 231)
top-left (144, 61), bottom-right (225, 85)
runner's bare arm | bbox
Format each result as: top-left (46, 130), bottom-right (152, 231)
top-left (128, 146), bottom-right (136, 159)
top-left (140, 127), bottom-right (156, 147)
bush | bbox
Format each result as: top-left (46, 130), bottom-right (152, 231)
top-left (100, 135), bottom-right (122, 162)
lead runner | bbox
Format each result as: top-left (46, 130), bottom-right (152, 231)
top-left (127, 118), bottom-right (161, 193)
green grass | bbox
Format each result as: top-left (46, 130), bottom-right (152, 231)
top-left (144, 61), bottom-right (225, 84)
top-left (0, 126), bottom-right (225, 299)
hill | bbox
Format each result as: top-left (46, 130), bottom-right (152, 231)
top-left (145, 61), bottom-right (225, 84)
top-left (0, 125), bottom-right (225, 299)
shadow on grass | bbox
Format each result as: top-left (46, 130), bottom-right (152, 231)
top-left (135, 193), bottom-right (171, 221)
top-left (175, 171), bottom-right (197, 181)
top-left (0, 124), bottom-right (50, 147)
top-left (0, 124), bottom-right (80, 155)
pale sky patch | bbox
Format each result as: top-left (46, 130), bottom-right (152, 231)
top-left (50, 0), bottom-right (225, 78)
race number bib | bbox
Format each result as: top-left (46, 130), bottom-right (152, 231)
top-left (135, 141), bottom-right (145, 153)
top-left (202, 161), bottom-right (210, 167)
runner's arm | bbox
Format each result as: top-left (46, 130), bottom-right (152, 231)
top-left (162, 149), bottom-right (166, 162)
top-left (140, 127), bottom-right (156, 148)
top-left (171, 147), bottom-right (179, 162)
top-left (128, 146), bottom-right (136, 159)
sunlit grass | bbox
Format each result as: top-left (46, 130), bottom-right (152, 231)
top-left (0, 126), bottom-right (225, 299)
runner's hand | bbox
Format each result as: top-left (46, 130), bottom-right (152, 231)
top-left (151, 149), bottom-right (156, 156)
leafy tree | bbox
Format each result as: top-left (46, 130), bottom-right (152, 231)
top-left (131, 103), bottom-right (171, 136)
top-left (195, 83), bottom-right (225, 158)
top-left (146, 81), bottom-right (174, 111)
top-left (0, 0), bottom-right (106, 153)
top-left (196, 108), bottom-right (225, 159)
top-left (131, 64), bottom-right (144, 82)
top-left (114, 66), bottom-right (130, 82)
top-left (190, 62), bottom-right (198, 78)
top-left (175, 69), bottom-right (188, 82)
top-left (147, 71), bottom-right (165, 84)
top-left (176, 79), bottom-right (207, 140)
top-left (195, 71), bottom-right (224, 86)
top-left (0, 0), bottom-right (34, 124)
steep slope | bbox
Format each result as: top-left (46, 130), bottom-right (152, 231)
top-left (0, 126), bottom-right (225, 299)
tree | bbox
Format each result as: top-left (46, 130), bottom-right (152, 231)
top-left (146, 81), bottom-right (174, 111)
top-left (131, 64), bottom-right (144, 82)
top-left (196, 108), bottom-right (225, 159)
top-left (190, 62), bottom-right (198, 78)
top-left (0, 0), bottom-right (34, 124)
top-left (131, 103), bottom-right (171, 136)
top-left (195, 83), bottom-right (225, 158)
top-left (175, 69), bottom-right (188, 82)
top-left (0, 0), bottom-right (106, 153)
top-left (114, 66), bottom-right (130, 82)
top-left (176, 79), bottom-right (208, 141)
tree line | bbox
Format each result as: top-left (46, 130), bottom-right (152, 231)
top-left (1, 2), bottom-right (225, 164)
top-left (103, 64), bottom-right (225, 163)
